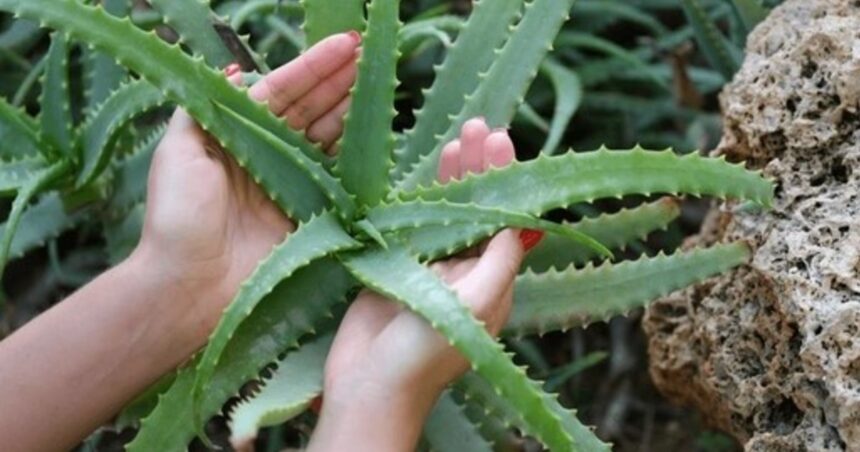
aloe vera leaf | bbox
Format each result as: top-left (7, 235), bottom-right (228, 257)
top-left (398, 15), bottom-right (463, 57)
top-left (544, 351), bottom-right (608, 393)
top-left (392, 0), bottom-right (524, 182)
top-left (108, 125), bottom-right (164, 214)
top-left (0, 0), bottom-right (331, 216)
top-left (39, 33), bottom-right (73, 158)
top-left (148, 0), bottom-right (235, 68)
top-left (524, 198), bottom-right (681, 272)
top-left (12, 55), bottom-right (45, 107)
top-left (191, 213), bottom-right (361, 428)
top-left (229, 334), bottom-right (332, 448)
top-left (0, 19), bottom-right (44, 54)
top-left (341, 244), bottom-right (583, 451)
top-left (539, 59), bottom-right (582, 155)
top-left (0, 192), bottom-right (84, 261)
top-left (335, 0), bottom-right (400, 207)
top-left (505, 242), bottom-right (751, 337)
top-left (213, 102), bottom-right (355, 220)
top-left (300, 0), bottom-right (365, 48)
top-left (729, 0), bottom-right (768, 32)
top-left (398, 0), bottom-right (576, 190)
top-left (368, 200), bottom-right (611, 258)
top-left (453, 371), bottom-right (611, 452)
top-left (399, 148), bottom-right (774, 215)
top-left (0, 161), bottom-right (70, 287)
top-left (78, 80), bottom-right (166, 186)
top-left (0, 157), bottom-right (45, 195)
top-left (572, 0), bottom-right (668, 36)
top-left (102, 203), bottom-right (144, 264)
top-left (555, 31), bottom-right (667, 91)
top-left (680, 0), bottom-right (741, 80)
top-left (0, 96), bottom-right (42, 159)
top-left (83, 0), bottom-right (129, 111)
top-left (231, 0), bottom-right (305, 31)
top-left (127, 258), bottom-right (354, 451)
top-left (424, 391), bottom-right (493, 452)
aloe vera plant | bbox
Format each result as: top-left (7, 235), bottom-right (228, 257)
top-left (0, 0), bottom-right (774, 450)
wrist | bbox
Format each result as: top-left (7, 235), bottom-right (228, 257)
top-left (121, 245), bottom-right (227, 352)
top-left (311, 378), bottom-right (439, 452)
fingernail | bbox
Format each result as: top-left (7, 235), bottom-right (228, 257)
top-left (310, 395), bottom-right (323, 414)
top-left (223, 63), bottom-right (241, 77)
top-left (348, 30), bottom-right (362, 43)
top-left (519, 229), bottom-right (545, 252)
top-left (491, 127), bottom-right (508, 134)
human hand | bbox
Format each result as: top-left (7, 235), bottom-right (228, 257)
top-left (308, 119), bottom-right (529, 452)
top-left (130, 32), bottom-right (361, 343)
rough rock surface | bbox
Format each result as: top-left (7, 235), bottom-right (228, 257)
top-left (642, 0), bottom-right (860, 450)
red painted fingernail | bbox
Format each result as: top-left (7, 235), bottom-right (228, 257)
top-left (348, 30), bottom-right (362, 43)
top-left (519, 229), bottom-right (545, 252)
top-left (223, 63), bottom-right (241, 77)
top-left (310, 395), bottom-right (323, 414)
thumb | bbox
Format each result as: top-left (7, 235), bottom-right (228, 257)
top-left (457, 229), bottom-right (524, 321)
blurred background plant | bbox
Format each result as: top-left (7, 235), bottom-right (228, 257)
top-left (0, 0), bottom-right (782, 450)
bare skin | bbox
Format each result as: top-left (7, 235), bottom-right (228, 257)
top-left (0, 32), bottom-right (524, 452)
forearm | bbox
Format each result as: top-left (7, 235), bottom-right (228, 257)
top-left (307, 379), bottom-right (440, 452)
top-left (0, 248), bottom-right (215, 451)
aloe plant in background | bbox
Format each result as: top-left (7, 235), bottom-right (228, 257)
top-left (0, 0), bottom-right (774, 450)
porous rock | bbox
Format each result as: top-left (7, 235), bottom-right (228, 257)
top-left (642, 0), bottom-right (860, 450)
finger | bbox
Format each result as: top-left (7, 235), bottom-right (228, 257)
top-left (461, 229), bottom-right (524, 316)
top-left (484, 129), bottom-right (515, 170)
top-left (157, 109), bottom-right (209, 161)
top-left (459, 118), bottom-right (490, 177)
top-left (306, 96), bottom-right (351, 154)
top-left (248, 32), bottom-right (361, 114)
top-left (283, 61), bottom-right (357, 130)
top-left (486, 282), bottom-right (514, 336)
top-left (438, 140), bottom-right (461, 183)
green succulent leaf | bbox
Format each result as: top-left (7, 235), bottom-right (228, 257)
top-left (335, 0), bottom-right (401, 207)
top-left (729, 0), bottom-right (769, 32)
top-left (555, 31), bottom-right (667, 91)
top-left (191, 213), bottom-right (361, 432)
top-left (108, 125), bottom-right (164, 214)
top-left (147, 0), bottom-right (235, 68)
top-left (398, 0), bottom-right (576, 190)
top-left (524, 198), bottom-right (681, 272)
top-left (453, 371), bottom-right (611, 451)
top-left (128, 259), bottom-right (354, 451)
top-left (0, 192), bottom-right (84, 261)
top-left (539, 59), bottom-right (583, 155)
top-left (393, 0), bottom-right (525, 181)
top-left (341, 244), bottom-right (581, 451)
top-left (0, 96), bottom-right (42, 159)
top-left (0, 157), bottom-right (46, 195)
top-left (680, 0), bottom-right (741, 80)
top-left (0, 18), bottom-right (44, 53)
top-left (229, 334), bottom-right (332, 449)
top-left (506, 242), bottom-right (751, 337)
top-left (0, 161), bottom-right (70, 294)
top-left (424, 391), bottom-right (493, 452)
top-left (40, 32), bottom-right (74, 158)
top-left (213, 101), bottom-right (356, 220)
top-left (368, 200), bottom-right (611, 258)
top-left (301, 0), bottom-right (366, 48)
top-left (78, 80), bottom-right (165, 186)
top-left (0, 0), bottom-right (330, 217)
top-left (399, 148), bottom-right (774, 215)
top-left (83, 0), bottom-right (129, 111)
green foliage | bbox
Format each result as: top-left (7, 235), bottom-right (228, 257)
top-left (0, 0), bottom-right (776, 450)
top-left (229, 333), bottom-right (333, 447)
